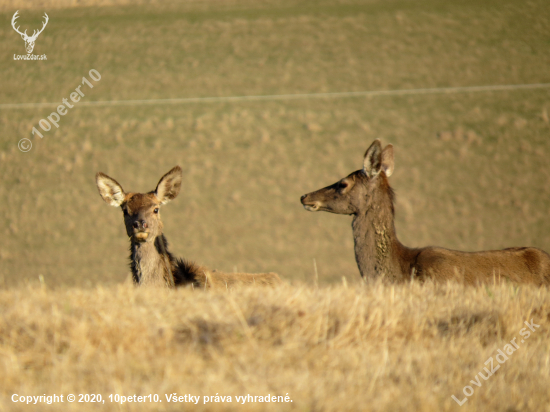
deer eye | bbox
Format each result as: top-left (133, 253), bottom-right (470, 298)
top-left (154, 208), bottom-right (159, 214)
top-left (338, 181), bottom-right (348, 190)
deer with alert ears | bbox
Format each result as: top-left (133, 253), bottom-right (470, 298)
top-left (96, 166), bottom-right (281, 288)
top-left (301, 139), bottom-right (550, 285)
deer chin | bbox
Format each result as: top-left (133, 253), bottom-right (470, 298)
top-left (133, 232), bottom-right (150, 242)
top-left (302, 203), bottom-right (321, 212)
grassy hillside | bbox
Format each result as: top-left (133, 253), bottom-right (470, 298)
top-left (1, 0), bottom-right (549, 287)
top-left (0, 282), bottom-right (549, 412)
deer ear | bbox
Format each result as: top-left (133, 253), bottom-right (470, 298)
top-left (155, 166), bottom-right (183, 204)
top-left (381, 144), bottom-right (394, 177)
top-left (96, 172), bottom-right (126, 207)
top-left (363, 139), bottom-right (383, 177)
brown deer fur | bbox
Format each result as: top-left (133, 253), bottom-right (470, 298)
top-left (301, 139), bottom-right (550, 285)
top-left (96, 166), bottom-right (281, 289)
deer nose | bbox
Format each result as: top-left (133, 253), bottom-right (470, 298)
top-left (300, 194), bottom-right (307, 203)
top-left (133, 220), bottom-right (147, 230)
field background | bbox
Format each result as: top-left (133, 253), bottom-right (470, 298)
top-left (1, 0), bottom-right (550, 287)
top-left (0, 0), bottom-right (549, 410)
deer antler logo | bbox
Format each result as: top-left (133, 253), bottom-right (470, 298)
top-left (11, 10), bottom-right (49, 54)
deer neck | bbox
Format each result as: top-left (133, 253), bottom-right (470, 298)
top-left (130, 234), bottom-right (173, 287)
top-left (352, 183), bottom-right (405, 281)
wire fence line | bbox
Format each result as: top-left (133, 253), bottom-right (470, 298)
top-left (2, 82), bottom-right (550, 110)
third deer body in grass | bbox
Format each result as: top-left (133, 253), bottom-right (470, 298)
top-left (96, 166), bottom-right (280, 289)
top-left (300, 139), bottom-right (550, 285)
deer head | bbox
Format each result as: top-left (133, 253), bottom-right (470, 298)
top-left (300, 140), bottom-right (394, 215)
top-left (96, 166), bottom-right (183, 243)
top-left (12, 11), bottom-right (49, 54)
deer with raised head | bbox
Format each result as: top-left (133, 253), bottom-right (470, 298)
top-left (96, 166), bottom-right (281, 288)
top-left (11, 11), bottom-right (49, 54)
top-left (300, 139), bottom-right (550, 285)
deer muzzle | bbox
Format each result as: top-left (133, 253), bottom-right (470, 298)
top-left (133, 232), bottom-right (149, 242)
top-left (132, 220), bottom-right (150, 241)
top-left (300, 194), bottom-right (321, 212)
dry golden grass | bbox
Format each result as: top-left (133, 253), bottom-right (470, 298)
top-left (0, 281), bottom-right (549, 411)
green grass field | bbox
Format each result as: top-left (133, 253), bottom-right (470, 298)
top-left (0, 1), bottom-right (550, 410)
